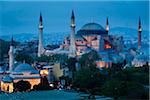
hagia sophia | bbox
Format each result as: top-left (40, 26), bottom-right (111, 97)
top-left (39, 10), bottom-right (126, 68)
top-left (40, 11), bottom-right (124, 57)
top-left (0, 10), bottom-right (148, 93)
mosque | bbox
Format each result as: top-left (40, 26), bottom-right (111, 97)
top-left (38, 11), bottom-right (126, 57)
top-left (37, 11), bottom-right (127, 68)
top-left (37, 10), bottom-right (144, 68)
top-left (0, 38), bottom-right (41, 93)
top-left (0, 10), bottom-right (146, 93)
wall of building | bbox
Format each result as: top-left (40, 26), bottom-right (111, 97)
top-left (13, 78), bottom-right (40, 89)
top-left (96, 61), bottom-right (112, 68)
top-left (53, 63), bottom-right (63, 81)
top-left (1, 82), bottom-right (13, 93)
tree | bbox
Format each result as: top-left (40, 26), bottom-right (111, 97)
top-left (15, 53), bottom-right (34, 64)
top-left (73, 56), bottom-right (149, 99)
top-left (101, 67), bottom-right (149, 99)
top-left (73, 50), bottom-right (102, 94)
top-left (33, 76), bottom-right (53, 91)
top-left (46, 45), bottom-right (59, 50)
top-left (66, 58), bottom-right (76, 71)
top-left (0, 39), bottom-right (19, 62)
top-left (35, 55), bottom-right (49, 62)
top-left (0, 39), bottom-right (9, 62)
top-left (13, 80), bottom-right (31, 92)
top-left (35, 54), bottom-right (68, 63)
top-left (78, 50), bottom-right (99, 69)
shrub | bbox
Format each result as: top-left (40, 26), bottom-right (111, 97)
top-left (13, 80), bottom-right (31, 92)
top-left (33, 76), bottom-right (53, 91)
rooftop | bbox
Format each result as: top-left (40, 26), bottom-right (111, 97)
top-left (77, 22), bottom-right (107, 36)
top-left (13, 63), bottom-right (39, 74)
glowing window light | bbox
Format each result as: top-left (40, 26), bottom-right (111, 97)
top-left (40, 69), bottom-right (49, 76)
top-left (105, 44), bottom-right (111, 49)
top-left (9, 83), bottom-right (13, 93)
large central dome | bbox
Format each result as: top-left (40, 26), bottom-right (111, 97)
top-left (81, 23), bottom-right (105, 31)
top-left (77, 22), bottom-right (107, 35)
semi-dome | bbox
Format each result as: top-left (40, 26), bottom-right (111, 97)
top-left (77, 22), bottom-right (107, 36)
top-left (14, 63), bottom-right (38, 74)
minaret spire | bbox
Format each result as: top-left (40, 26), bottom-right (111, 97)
top-left (40, 12), bottom-right (43, 22)
top-left (71, 10), bottom-right (75, 19)
top-left (10, 36), bottom-right (14, 46)
top-left (106, 17), bottom-right (109, 34)
top-left (69, 10), bottom-right (76, 57)
top-left (38, 12), bottom-right (44, 57)
top-left (138, 17), bottom-right (142, 49)
top-left (9, 36), bottom-right (14, 72)
top-left (71, 10), bottom-right (75, 28)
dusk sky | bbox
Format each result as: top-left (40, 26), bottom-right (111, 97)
top-left (0, 0), bottom-right (149, 35)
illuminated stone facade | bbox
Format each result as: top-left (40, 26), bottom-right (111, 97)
top-left (62, 22), bottom-right (124, 56)
top-left (96, 60), bottom-right (112, 68)
top-left (1, 63), bottom-right (41, 93)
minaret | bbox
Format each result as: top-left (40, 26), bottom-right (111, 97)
top-left (69, 10), bottom-right (76, 57)
top-left (106, 17), bottom-right (109, 34)
top-left (8, 37), bottom-right (14, 72)
top-left (138, 17), bottom-right (142, 49)
top-left (38, 13), bottom-right (44, 57)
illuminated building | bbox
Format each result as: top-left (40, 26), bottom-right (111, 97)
top-left (37, 11), bottom-right (125, 58)
top-left (1, 40), bottom-right (41, 93)
top-left (96, 58), bottom-right (112, 68)
top-left (1, 63), bottom-right (41, 93)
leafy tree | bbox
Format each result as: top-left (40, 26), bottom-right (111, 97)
top-left (35, 55), bottom-right (49, 62)
top-left (101, 66), bottom-right (149, 99)
top-left (0, 39), bottom-right (10, 61)
top-left (46, 45), bottom-right (59, 50)
top-left (101, 80), bottom-right (146, 99)
top-left (35, 54), bottom-right (68, 63)
top-left (66, 58), bottom-right (76, 71)
top-left (33, 76), bottom-right (53, 91)
top-left (73, 50), bottom-right (102, 94)
top-left (0, 39), bottom-right (19, 62)
top-left (13, 80), bottom-right (31, 92)
top-left (15, 53), bottom-right (34, 64)
top-left (73, 54), bottom-right (149, 99)
top-left (78, 50), bottom-right (99, 69)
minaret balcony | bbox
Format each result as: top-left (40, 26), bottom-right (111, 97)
top-left (138, 28), bottom-right (142, 32)
top-left (106, 26), bottom-right (109, 31)
top-left (39, 25), bottom-right (43, 29)
top-left (71, 24), bottom-right (75, 27)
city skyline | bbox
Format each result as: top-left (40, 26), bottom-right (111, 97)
top-left (0, 1), bottom-right (149, 35)
top-left (0, 1), bottom-right (149, 99)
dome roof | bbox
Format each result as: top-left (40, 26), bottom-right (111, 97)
top-left (81, 23), bottom-right (105, 31)
top-left (2, 75), bottom-right (13, 83)
top-left (0, 67), bottom-right (4, 73)
top-left (77, 22), bottom-right (107, 35)
top-left (14, 63), bottom-right (38, 74)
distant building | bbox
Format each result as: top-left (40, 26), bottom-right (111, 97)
top-left (35, 62), bottom-right (69, 83)
top-left (1, 63), bottom-right (41, 93)
top-left (132, 53), bottom-right (149, 67)
top-left (96, 58), bottom-right (112, 69)
top-left (36, 11), bottom-right (132, 68)
top-left (1, 38), bottom-right (41, 93)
